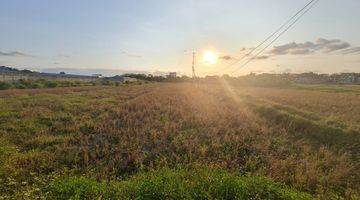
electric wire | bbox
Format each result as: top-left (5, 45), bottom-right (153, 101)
top-left (231, 0), bottom-right (320, 74)
top-left (220, 0), bottom-right (317, 73)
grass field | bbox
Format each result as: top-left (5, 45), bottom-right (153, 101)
top-left (0, 82), bottom-right (359, 199)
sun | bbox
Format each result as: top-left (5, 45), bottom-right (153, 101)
top-left (202, 50), bottom-right (218, 65)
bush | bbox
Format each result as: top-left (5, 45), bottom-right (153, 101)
top-left (60, 81), bottom-right (73, 87)
top-left (100, 80), bottom-right (112, 86)
top-left (44, 81), bottom-right (58, 88)
top-left (29, 82), bottom-right (43, 89)
top-left (14, 83), bottom-right (27, 89)
top-left (0, 82), bottom-right (12, 90)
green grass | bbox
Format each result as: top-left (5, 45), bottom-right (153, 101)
top-left (0, 79), bottom-right (138, 90)
top-left (0, 83), bottom-right (358, 199)
top-left (44, 167), bottom-right (313, 200)
top-left (291, 84), bottom-right (360, 94)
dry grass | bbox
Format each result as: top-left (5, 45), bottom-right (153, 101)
top-left (238, 86), bottom-right (360, 127)
top-left (0, 82), bottom-right (359, 199)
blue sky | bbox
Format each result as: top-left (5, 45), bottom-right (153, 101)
top-left (0, 0), bottom-right (359, 76)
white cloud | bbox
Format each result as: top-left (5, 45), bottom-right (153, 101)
top-left (269, 38), bottom-right (353, 55)
top-left (0, 51), bottom-right (31, 57)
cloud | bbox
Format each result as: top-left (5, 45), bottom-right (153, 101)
top-left (239, 48), bottom-right (247, 52)
top-left (219, 55), bottom-right (235, 60)
top-left (121, 50), bottom-right (142, 58)
top-left (269, 38), bottom-right (353, 55)
top-left (316, 38), bottom-right (350, 52)
top-left (341, 47), bottom-right (360, 54)
top-left (254, 55), bottom-right (269, 60)
top-left (0, 51), bottom-right (30, 57)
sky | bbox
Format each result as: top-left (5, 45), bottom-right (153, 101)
top-left (0, 0), bottom-right (359, 76)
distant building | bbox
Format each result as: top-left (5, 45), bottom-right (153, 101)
top-left (294, 72), bottom-right (328, 84)
top-left (340, 73), bottom-right (357, 83)
top-left (294, 72), bottom-right (360, 84)
top-left (167, 72), bottom-right (177, 78)
top-left (60, 72), bottom-right (66, 75)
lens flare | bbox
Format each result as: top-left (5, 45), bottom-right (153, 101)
top-left (203, 51), bottom-right (218, 65)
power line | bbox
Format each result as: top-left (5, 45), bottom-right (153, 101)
top-left (221, 0), bottom-right (317, 73)
top-left (231, 0), bottom-right (320, 74)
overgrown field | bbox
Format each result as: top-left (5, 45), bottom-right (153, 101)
top-left (0, 79), bottom-right (127, 90)
top-left (0, 82), bottom-right (359, 199)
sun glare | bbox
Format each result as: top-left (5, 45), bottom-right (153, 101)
top-left (202, 51), bottom-right (218, 65)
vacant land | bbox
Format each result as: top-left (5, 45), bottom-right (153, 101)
top-left (0, 82), bottom-right (359, 199)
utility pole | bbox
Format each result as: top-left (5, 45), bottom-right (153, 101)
top-left (192, 51), bottom-right (196, 78)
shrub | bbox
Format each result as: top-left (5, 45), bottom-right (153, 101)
top-left (29, 82), bottom-right (43, 89)
top-left (44, 81), bottom-right (58, 88)
top-left (100, 80), bottom-right (112, 86)
top-left (0, 82), bottom-right (12, 90)
top-left (14, 83), bottom-right (27, 89)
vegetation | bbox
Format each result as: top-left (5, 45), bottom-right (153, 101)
top-left (0, 82), bottom-right (12, 90)
top-left (0, 79), bottom-right (133, 90)
top-left (0, 82), bottom-right (359, 199)
top-left (123, 73), bottom-right (191, 82)
top-left (44, 167), bottom-right (311, 200)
